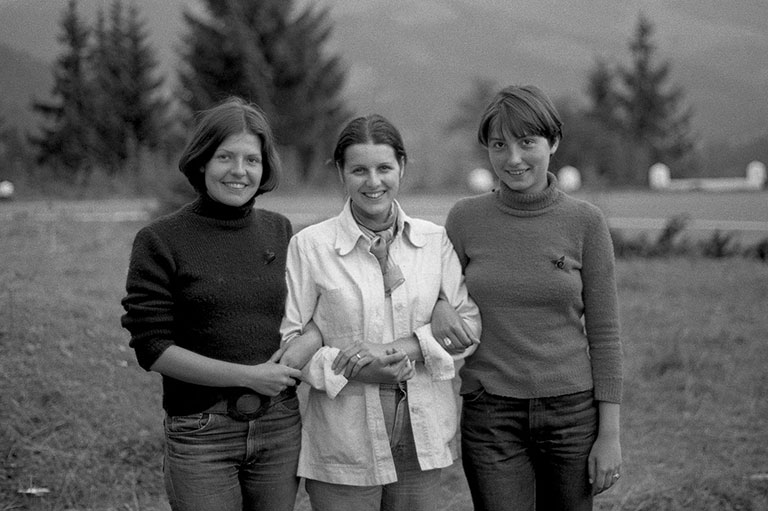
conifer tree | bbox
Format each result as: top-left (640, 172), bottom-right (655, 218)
top-left (30, 0), bottom-right (94, 176)
top-left (586, 14), bottom-right (696, 184)
top-left (178, 0), bottom-right (350, 182)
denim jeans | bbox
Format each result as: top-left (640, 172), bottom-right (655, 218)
top-left (163, 393), bottom-right (301, 511)
top-left (305, 384), bottom-right (441, 511)
top-left (461, 389), bottom-right (597, 511)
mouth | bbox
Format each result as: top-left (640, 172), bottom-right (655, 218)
top-left (505, 168), bottom-right (527, 176)
top-left (362, 191), bottom-right (386, 199)
top-left (223, 182), bottom-right (248, 190)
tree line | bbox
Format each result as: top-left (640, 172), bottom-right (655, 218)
top-left (10, 1), bottom-right (726, 190)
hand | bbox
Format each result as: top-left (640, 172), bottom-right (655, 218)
top-left (351, 349), bottom-right (414, 384)
top-left (332, 342), bottom-right (390, 378)
top-left (243, 349), bottom-right (303, 396)
top-left (430, 298), bottom-right (479, 354)
top-left (333, 343), bottom-right (413, 382)
top-left (588, 429), bottom-right (622, 495)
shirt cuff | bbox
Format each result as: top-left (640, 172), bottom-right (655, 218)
top-left (301, 346), bottom-right (349, 399)
top-left (414, 324), bottom-right (455, 381)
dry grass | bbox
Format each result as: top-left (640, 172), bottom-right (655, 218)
top-left (1, 214), bottom-right (767, 510)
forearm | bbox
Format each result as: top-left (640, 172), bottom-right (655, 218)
top-left (390, 334), bottom-right (423, 362)
top-left (150, 345), bottom-right (254, 388)
top-left (597, 401), bottom-right (621, 437)
top-left (280, 320), bottom-right (324, 369)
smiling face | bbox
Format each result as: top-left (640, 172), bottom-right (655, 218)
top-left (340, 143), bottom-right (404, 227)
top-left (202, 132), bottom-right (263, 206)
top-left (487, 125), bottom-right (558, 195)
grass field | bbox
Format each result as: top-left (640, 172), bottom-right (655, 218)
top-left (1, 205), bottom-right (767, 510)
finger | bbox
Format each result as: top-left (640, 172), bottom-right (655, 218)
top-left (269, 346), bottom-right (287, 363)
top-left (462, 322), bottom-right (481, 345)
top-left (332, 350), bottom-right (353, 373)
top-left (380, 352), bottom-right (407, 366)
top-left (588, 456), bottom-right (596, 488)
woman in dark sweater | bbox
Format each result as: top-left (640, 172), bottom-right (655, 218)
top-left (435, 85), bottom-right (623, 511)
top-left (121, 97), bottom-right (307, 511)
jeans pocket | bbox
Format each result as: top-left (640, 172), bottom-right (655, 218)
top-left (165, 412), bottom-right (214, 435)
top-left (462, 387), bottom-right (487, 404)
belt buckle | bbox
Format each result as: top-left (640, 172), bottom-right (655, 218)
top-left (227, 392), bottom-right (268, 421)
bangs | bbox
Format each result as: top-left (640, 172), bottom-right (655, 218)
top-left (493, 101), bottom-right (549, 140)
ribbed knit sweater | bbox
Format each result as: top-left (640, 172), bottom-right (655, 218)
top-left (121, 194), bottom-right (293, 415)
top-left (445, 173), bottom-right (622, 403)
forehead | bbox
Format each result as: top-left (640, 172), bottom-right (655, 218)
top-left (218, 132), bottom-right (262, 151)
top-left (343, 143), bottom-right (398, 164)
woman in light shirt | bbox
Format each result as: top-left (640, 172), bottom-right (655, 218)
top-left (279, 114), bottom-right (480, 511)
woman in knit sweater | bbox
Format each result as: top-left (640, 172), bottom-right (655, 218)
top-left (436, 85), bottom-right (623, 511)
top-left (121, 97), bottom-right (311, 511)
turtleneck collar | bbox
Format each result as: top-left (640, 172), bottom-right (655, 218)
top-left (191, 192), bottom-right (255, 222)
top-left (494, 172), bottom-right (562, 216)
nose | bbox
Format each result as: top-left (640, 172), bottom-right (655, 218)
top-left (507, 144), bottom-right (523, 165)
top-left (365, 170), bottom-right (382, 187)
top-left (230, 157), bottom-right (246, 176)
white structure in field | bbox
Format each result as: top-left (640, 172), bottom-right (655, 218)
top-left (649, 161), bottom-right (766, 191)
top-left (0, 180), bottom-right (14, 199)
top-left (468, 167), bottom-right (495, 193)
top-left (557, 166), bottom-right (581, 192)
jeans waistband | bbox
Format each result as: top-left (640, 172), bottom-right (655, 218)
top-left (204, 386), bottom-right (297, 417)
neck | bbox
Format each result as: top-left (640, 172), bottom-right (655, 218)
top-left (350, 201), bottom-right (396, 232)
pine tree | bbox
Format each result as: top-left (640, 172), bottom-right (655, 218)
top-left (586, 14), bottom-right (696, 184)
top-left (30, 0), bottom-right (94, 176)
top-left (178, 0), bottom-right (350, 182)
top-left (616, 14), bottom-right (695, 162)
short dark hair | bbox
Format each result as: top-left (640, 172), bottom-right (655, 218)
top-left (178, 97), bottom-right (281, 196)
top-left (333, 114), bottom-right (407, 169)
top-left (477, 85), bottom-right (563, 147)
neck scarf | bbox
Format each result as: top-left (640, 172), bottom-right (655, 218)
top-left (351, 203), bottom-right (405, 296)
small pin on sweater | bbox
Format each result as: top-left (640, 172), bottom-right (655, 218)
top-left (264, 250), bottom-right (276, 264)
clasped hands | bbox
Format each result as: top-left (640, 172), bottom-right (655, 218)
top-left (331, 342), bottom-right (414, 383)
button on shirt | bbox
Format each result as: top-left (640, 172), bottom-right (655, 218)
top-left (280, 200), bottom-right (481, 486)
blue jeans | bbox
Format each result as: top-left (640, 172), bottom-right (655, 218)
top-left (305, 384), bottom-right (442, 511)
top-left (461, 389), bottom-right (597, 511)
top-left (163, 393), bottom-right (301, 511)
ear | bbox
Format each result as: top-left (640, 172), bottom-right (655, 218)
top-left (550, 137), bottom-right (560, 155)
top-left (399, 158), bottom-right (406, 178)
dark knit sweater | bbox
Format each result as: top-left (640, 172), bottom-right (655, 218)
top-left (121, 194), bottom-right (293, 415)
top-left (445, 173), bottom-right (622, 403)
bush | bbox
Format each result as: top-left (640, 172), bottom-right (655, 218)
top-left (612, 216), bottom-right (767, 262)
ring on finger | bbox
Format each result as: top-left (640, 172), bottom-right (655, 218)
top-left (355, 353), bottom-right (362, 360)
top-left (612, 473), bottom-right (620, 480)
top-left (442, 337), bottom-right (452, 347)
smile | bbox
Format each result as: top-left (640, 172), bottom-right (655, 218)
top-left (362, 191), bottom-right (385, 199)
top-left (506, 169), bottom-right (527, 176)
top-left (224, 183), bottom-right (247, 189)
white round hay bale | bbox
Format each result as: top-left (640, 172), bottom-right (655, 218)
top-left (746, 161), bottom-right (766, 187)
top-left (648, 163), bottom-right (671, 190)
top-left (0, 180), bottom-right (14, 199)
top-left (557, 166), bottom-right (581, 192)
top-left (468, 168), bottom-right (495, 193)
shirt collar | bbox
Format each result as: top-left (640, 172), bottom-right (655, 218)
top-left (335, 199), bottom-right (426, 256)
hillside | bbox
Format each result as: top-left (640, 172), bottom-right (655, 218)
top-left (0, 42), bottom-right (52, 133)
top-left (1, 0), bottom-right (766, 176)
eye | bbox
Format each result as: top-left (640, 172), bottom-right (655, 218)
top-left (349, 166), bottom-right (366, 175)
top-left (490, 140), bottom-right (506, 150)
top-left (215, 152), bottom-right (230, 161)
top-left (247, 156), bottom-right (262, 165)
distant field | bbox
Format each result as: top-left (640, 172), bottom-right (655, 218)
top-left (1, 205), bottom-right (767, 510)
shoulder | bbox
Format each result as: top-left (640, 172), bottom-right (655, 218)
top-left (253, 208), bottom-right (292, 235)
top-left (558, 193), bottom-right (607, 225)
top-left (290, 216), bottom-right (338, 246)
top-left (448, 192), bottom-right (494, 219)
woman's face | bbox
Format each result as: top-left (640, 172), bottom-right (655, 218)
top-left (340, 143), bottom-right (404, 226)
top-left (203, 132), bottom-right (263, 206)
top-left (487, 125), bottom-right (558, 195)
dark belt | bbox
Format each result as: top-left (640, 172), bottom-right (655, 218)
top-left (205, 386), bottom-right (296, 421)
